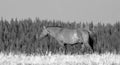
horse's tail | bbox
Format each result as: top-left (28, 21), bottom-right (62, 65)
top-left (81, 24), bottom-right (92, 35)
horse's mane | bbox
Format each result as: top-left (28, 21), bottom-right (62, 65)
top-left (46, 26), bottom-right (63, 28)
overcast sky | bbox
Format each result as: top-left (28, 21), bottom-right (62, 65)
top-left (0, 0), bottom-right (120, 24)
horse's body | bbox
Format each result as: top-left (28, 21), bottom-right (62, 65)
top-left (39, 26), bottom-right (93, 51)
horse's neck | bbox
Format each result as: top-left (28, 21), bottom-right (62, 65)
top-left (47, 27), bottom-right (62, 37)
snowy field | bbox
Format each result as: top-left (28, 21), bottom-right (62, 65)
top-left (0, 52), bottom-right (120, 65)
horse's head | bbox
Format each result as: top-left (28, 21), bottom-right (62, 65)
top-left (39, 26), bottom-right (49, 39)
top-left (40, 26), bottom-right (59, 39)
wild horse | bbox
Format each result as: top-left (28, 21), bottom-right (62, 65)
top-left (39, 25), bottom-right (93, 52)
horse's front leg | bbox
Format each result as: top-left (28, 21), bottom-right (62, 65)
top-left (57, 40), bottom-right (66, 53)
top-left (81, 43), bottom-right (85, 50)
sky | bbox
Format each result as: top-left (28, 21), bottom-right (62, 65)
top-left (0, 0), bottom-right (120, 24)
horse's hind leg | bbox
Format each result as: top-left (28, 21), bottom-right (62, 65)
top-left (82, 42), bottom-right (93, 53)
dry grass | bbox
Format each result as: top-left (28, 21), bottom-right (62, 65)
top-left (0, 52), bottom-right (120, 65)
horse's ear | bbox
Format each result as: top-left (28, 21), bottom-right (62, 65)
top-left (43, 26), bottom-right (48, 32)
top-left (43, 26), bottom-right (46, 29)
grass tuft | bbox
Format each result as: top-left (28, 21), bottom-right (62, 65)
top-left (0, 52), bottom-right (120, 65)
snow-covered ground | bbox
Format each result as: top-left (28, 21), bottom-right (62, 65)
top-left (0, 52), bottom-right (120, 65)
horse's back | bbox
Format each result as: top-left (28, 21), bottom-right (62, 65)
top-left (57, 28), bottom-right (78, 43)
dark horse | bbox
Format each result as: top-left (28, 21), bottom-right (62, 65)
top-left (39, 25), bottom-right (93, 52)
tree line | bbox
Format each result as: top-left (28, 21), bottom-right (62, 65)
top-left (0, 18), bottom-right (120, 55)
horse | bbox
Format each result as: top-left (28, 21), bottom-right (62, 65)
top-left (39, 25), bottom-right (93, 52)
